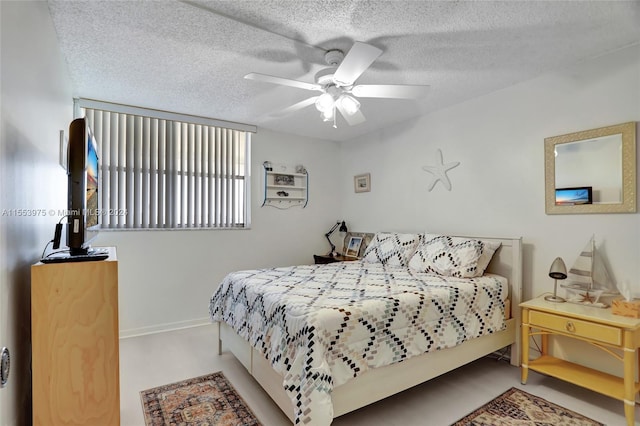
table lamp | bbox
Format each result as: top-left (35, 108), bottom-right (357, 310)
top-left (545, 257), bottom-right (567, 303)
top-left (325, 221), bottom-right (348, 256)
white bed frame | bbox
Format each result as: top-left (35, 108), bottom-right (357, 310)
top-left (216, 236), bottom-right (522, 423)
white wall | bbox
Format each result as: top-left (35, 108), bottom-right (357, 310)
top-left (0, 1), bottom-right (73, 423)
top-left (2, 7), bottom-right (637, 420)
top-left (339, 44), bottom-right (640, 374)
top-left (97, 128), bottom-right (341, 336)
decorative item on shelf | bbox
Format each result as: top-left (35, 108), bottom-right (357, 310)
top-left (276, 191), bottom-right (289, 197)
top-left (612, 298), bottom-right (640, 318)
top-left (560, 235), bottom-right (616, 308)
top-left (274, 174), bottom-right (295, 186)
top-left (263, 161), bottom-right (272, 171)
top-left (325, 220), bottom-right (348, 256)
top-left (354, 173), bottom-right (371, 193)
top-left (295, 164), bottom-right (307, 174)
top-left (544, 257), bottom-right (567, 303)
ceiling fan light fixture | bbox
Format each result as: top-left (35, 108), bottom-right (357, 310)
top-left (246, 42), bottom-right (429, 129)
top-left (337, 95), bottom-right (360, 115)
top-left (315, 92), bottom-right (334, 112)
top-left (321, 107), bottom-right (335, 122)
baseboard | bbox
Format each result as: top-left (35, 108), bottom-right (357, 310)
top-left (119, 317), bottom-right (211, 339)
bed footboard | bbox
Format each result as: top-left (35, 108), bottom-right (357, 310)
top-left (219, 319), bottom-right (516, 422)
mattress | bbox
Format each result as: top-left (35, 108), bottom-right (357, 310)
top-left (209, 261), bottom-right (507, 425)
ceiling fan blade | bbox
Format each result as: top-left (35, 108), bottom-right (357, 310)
top-left (333, 42), bottom-right (383, 86)
top-left (270, 96), bottom-right (318, 117)
top-left (352, 84), bottom-right (430, 99)
top-left (245, 73), bottom-right (322, 91)
top-left (336, 103), bottom-right (366, 126)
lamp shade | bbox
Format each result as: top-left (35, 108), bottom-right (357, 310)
top-left (315, 93), bottom-right (334, 112)
top-left (321, 107), bottom-right (335, 122)
top-left (549, 257), bottom-right (567, 280)
top-left (339, 221), bottom-right (348, 232)
top-left (337, 95), bottom-right (360, 115)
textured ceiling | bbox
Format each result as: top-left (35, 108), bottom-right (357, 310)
top-left (48, 0), bottom-right (640, 142)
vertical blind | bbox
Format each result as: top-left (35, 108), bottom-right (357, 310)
top-left (77, 100), bottom-right (253, 229)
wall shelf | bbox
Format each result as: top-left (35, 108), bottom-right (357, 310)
top-left (262, 163), bottom-right (308, 209)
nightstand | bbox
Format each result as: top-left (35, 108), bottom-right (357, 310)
top-left (520, 297), bottom-right (640, 426)
top-left (313, 254), bottom-right (356, 264)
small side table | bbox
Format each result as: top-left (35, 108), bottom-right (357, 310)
top-left (520, 297), bottom-right (640, 426)
top-left (313, 254), bottom-right (356, 264)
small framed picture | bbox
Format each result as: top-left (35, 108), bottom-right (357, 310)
top-left (274, 174), bottom-right (295, 186)
top-left (354, 173), bottom-right (371, 193)
top-left (345, 236), bottom-right (363, 258)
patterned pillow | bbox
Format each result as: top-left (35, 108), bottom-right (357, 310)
top-left (409, 234), bottom-right (491, 278)
top-left (362, 232), bottom-right (421, 267)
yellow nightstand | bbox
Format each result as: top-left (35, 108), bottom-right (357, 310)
top-left (520, 297), bottom-right (640, 426)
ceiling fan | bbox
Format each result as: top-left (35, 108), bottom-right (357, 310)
top-left (245, 41), bottom-right (430, 128)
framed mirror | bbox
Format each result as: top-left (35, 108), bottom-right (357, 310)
top-left (545, 122), bottom-right (636, 214)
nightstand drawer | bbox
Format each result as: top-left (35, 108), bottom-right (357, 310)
top-left (529, 310), bottom-right (622, 346)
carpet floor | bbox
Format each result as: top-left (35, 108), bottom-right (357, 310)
top-left (140, 371), bottom-right (262, 425)
top-left (451, 386), bottom-right (605, 425)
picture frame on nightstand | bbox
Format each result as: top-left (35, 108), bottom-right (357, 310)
top-left (345, 236), bottom-right (363, 258)
top-left (342, 232), bottom-right (374, 258)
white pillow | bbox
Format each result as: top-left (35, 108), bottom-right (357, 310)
top-left (409, 234), bottom-right (492, 278)
top-left (362, 232), bottom-right (421, 267)
top-left (475, 240), bottom-right (501, 276)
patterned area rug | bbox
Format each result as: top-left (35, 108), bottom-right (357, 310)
top-left (451, 387), bottom-right (604, 425)
top-left (140, 372), bottom-right (262, 425)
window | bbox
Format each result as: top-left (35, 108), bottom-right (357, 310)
top-left (76, 99), bottom-right (255, 229)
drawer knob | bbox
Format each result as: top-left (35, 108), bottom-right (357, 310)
top-left (565, 321), bottom-right (576, 333)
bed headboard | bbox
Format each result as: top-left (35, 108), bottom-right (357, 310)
top-left (343, 232), bottom-right (521, 299)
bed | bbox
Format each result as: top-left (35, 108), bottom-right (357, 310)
top-left (210, 233), bottom-right (522, 425)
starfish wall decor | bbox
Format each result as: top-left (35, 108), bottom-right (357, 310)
top-left (422, 149), bottom-right (460, 191)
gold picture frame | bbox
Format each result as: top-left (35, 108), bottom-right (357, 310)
top-left (354, 173), bottom-right (371, 193)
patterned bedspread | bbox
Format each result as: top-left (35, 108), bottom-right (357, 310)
top-left (209, 261), bottom-right (507, 425)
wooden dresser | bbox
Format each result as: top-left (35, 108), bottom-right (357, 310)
top-left (31, 247), bottom-right (120, 425)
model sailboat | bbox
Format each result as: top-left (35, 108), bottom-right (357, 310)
top-left (561, 236), bottom-right (617, 307)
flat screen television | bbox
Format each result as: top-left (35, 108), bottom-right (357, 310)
top-left (555, 186), bottom-right (593, 206)
top-left (67, 117), bottom-right (100, 255)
